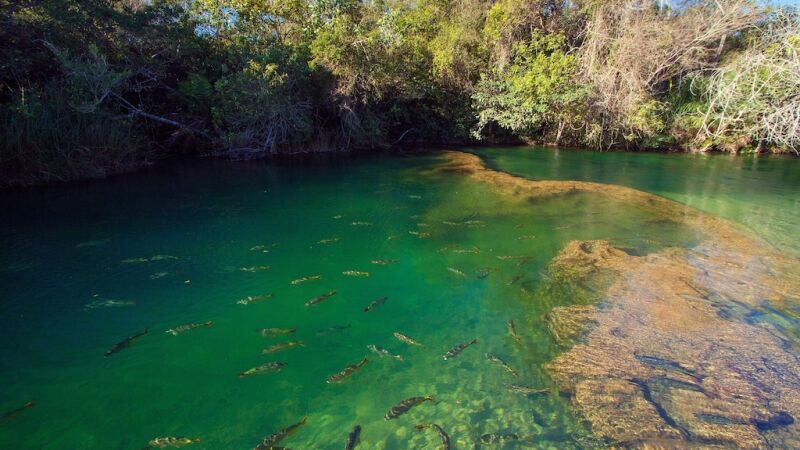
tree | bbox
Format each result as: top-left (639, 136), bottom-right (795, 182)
top-left (577, 0), bottom-right (761, 147)
top-left (472, 31), bottom-right (586, 144)
top-left (695, 11), bottom-right (800, 153)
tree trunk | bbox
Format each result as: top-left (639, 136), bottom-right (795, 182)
top-left (554, 120), bottom-right (565, 146)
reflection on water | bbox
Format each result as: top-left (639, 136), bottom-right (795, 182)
top-left (0, 149), bottom-right (797, 449)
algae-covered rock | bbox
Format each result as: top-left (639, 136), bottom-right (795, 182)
top-left (439, 151), bottom-right (800, 449)
top-left (543, 241), bottom-right (800, 449)
top-left (546, 305), bottom-right (597, 347)
top-left (573, 378), bottom-right (685, 443)
top-left (548, 240), bottom-right (630, 281)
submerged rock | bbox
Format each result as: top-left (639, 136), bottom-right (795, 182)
top-left (438, 151), bottom-right (800, 449)
top-left (544, 241), bottom-right (800, 449)
top-left (545, 305), bottom-right (597, 348)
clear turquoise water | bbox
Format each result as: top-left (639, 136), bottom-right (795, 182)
top-left (472, 146), bottom-right (800, 256)
top-left (0, 148), bottom-right (797, 449)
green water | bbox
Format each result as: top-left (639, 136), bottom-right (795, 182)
top-left (0, 148), bottom-right (796, 449)
top-left (473, 146), bottom-right (800, 256)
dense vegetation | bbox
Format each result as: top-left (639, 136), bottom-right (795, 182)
top-left (1, 0), bottom-right (798, 186)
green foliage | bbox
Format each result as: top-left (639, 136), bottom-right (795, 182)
top-left (472, 32), bottom-right (586, 141)
top-left (691, 16), bottom-right (800, 153)
top-left (0, 84), bottom-right (144, 186)
top-left (0, 0), bottom-right (790, 185)
top-left (427, 0), bottom-right (488, 89)
top-left (179, 74), bottom-right (213, 101)
top-left (212, 55), bottom-right (313, 154)
top-left (623, 97), bottom-right (669, 141)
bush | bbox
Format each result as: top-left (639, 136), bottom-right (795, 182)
top-left (0, 84), bottom-right (145, 187)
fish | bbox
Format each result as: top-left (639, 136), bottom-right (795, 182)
top-left (367, 344), bottom-right (403, 361)
top-left (408, 195), bottom-right (422, 199)
top-left (485, 353), bottom-right (519, 378)
top-left (370, 259), bottom-right (398, 265)
top-left (345, 425), bottom-right (361, 450)
top-left (237, 294), bottom-right (274, 305)
top-left (694, 413), bottom-right (748, 426)
top-left (250, 244), bottom-right (278, 252)
top-left (104, 329), bottom-right (148, 357)
top-left (1, 401), bottom-right (35, 421)
top-left (255, 416), bottom-right (307, 449)
top-left (237, 362), bottom-right (286, 378)
top-left (443, 339), bottom-right (477, 360)
top-left (452, 246), bottom-right (479, 254)
top-left (507, 275), bottom-right (522, 285)
top-left (505, 383), bottom-right (548, 396)
top-left (415, 423), bottom-right (450, 450)
top-left (516, 256), bottom-right (532, 267)
top-left (351, 221), bottom-right (373, 226)
top-left (393, 332), bottom-right (424, 347)
top-left (332, 214), bottom-right (343, 219)
top-left (496, 255), bottom-right (527, 261)
top-left (342, 270), bottom-right (370, 277)
top-left (634, 354), bottom-right (699, 380)
top-left (387, 235), bottom-right (398, 241)
top-left (291, 275), bottom-right (321, 285)
top-left (121, 257), bottom-right (150, 264)
top-left (384, 396), bottom-right (434, 420)
top-left (326, 357), bottom-right (369, 383)
top-left (316, 324), bottom-right (351, 336)
top-left (446, 267), bottom-right (467, 277)
top-left (84, 299), bottom-right (137, 309)
top-left (150, 272), bottom-right (170, 279)
top-left (240, 266), bottom-right (271, 272)
top-left (648, 376), bottom-right (705, 393)
top-left (479, 433), bottom-right (521, 444)
top-left (475, 268), bottom-right (493, 279)
top-left (146, 436), bottom-right (202, 448)
top-left (416, 223), bottom-right (430, 227)
top-left (75, 239), bottom-right (110, 248)
top-left (318, 237), bottom-right (341, 245)
top-left (507, 320), bottom-right (522, 343)
top-left (517, 235), bottom-right (536, 240)
top-left (262, 341), bottom-right (305, 354)
top-left (150, 255), bottom-right (179, 261)
top-left (363, 296), bottom-right (387, 312)
top-left (259, 328), bottom-right (297, 337)
top-left (306, 290), bottom-right (337, 307)
top-left (166, 321), bottom-right (213, 336)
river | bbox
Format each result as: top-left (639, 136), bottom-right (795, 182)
top-left (0, 147), bottom-right (798, 449)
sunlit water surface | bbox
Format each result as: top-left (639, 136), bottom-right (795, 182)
top-left (0, 148), bottom-right (797, 449)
